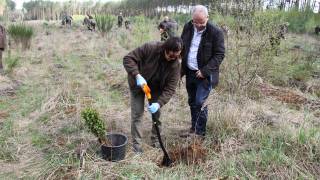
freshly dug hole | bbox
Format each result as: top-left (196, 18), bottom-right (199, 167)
top-left (158, 139), bottom-right (207, 167)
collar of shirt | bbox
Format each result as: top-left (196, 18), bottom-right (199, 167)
top-left (193, 26), bottom-right (206, 34)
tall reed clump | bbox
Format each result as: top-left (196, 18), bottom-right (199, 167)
top-left (95, 15), bottom-right (115, 37)
top-left (7, 24), bottom-right (34, 50)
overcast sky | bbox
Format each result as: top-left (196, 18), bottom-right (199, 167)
top-left (13, 0), bottom-right (119, 9)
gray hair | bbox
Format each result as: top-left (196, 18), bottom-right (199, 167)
top-left (192, 5), bottom-right (208, 17)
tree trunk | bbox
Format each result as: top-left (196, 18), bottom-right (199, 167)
top-left (295, 0), bottom-right (299, 9)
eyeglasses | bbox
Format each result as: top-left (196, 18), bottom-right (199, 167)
top-left (191, 20), bottom-right (207, 27)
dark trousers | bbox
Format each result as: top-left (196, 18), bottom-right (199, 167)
top-left (186, 69), bottom-right (212, 136)
top-left (0, 51), bottom-right (3, 70)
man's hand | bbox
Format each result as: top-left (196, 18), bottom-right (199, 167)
top-left (136, 74), bottom-right (147, 87)
top-left (196, 70), bottom-right (205, 79)
top-left (148, 103), bottom-right (160, 114)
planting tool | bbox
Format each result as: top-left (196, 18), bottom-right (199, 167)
top-left (142, 84), bottom-right (172, 167)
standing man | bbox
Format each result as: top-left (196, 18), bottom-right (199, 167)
top-left (180, 5), bottom-right (225, 138)
top-left (118, 12), bottom-right (123, 28)
top-left (0, 24), bottom-right (6, 74)
top-left (123, 37), bottom-right (183, 153)
top-left (158, 16), bottom-right (178, 41)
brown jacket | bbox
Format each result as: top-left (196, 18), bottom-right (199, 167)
top-left (123, 41), bottom-right (180, 107)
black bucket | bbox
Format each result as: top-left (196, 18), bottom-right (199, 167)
top-left (101, 133), bottom-right (128, 161)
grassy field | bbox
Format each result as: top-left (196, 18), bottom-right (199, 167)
top-left (0, 17), bottom-right (319, 179)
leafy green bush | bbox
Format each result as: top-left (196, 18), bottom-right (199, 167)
top-left (7, 24), bottom-right (34, 50)
top-left (284, 9), bottom-right (315, 33)
top-left (95, 14), bottom-right (115, 37)
top-left (81, 108), bottom-right (107, 144)
top-left (260, 8), bottom-right (319, 33)
top-left (253, 10), bottom-right (286, 33)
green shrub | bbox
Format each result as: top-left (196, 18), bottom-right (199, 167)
top-left (7, 24), bottom-right (34, 50)
top-left (81, 108), bottom-right (107, 144)
top-left (284, 9), bottom-right (315, 33)
top-left (95, 14), bottom-right (115, 37)
top-left (253, 10), bottom-right (286, 33)
top-left (251, 9), bottom-right (319, 33)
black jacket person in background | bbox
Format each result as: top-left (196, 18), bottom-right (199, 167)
top-left (180, 5), bottom-right (225, 138)
top-left (158, 16), bottom-right (178, 41)
top-left (118, 12), bottom-right (123, 28)
top-left (0, 24), bottom-right (6, 74)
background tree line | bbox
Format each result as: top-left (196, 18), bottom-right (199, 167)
top-left (1, 0), bottom-right (315, 21)
top-left (0, 0), bottom-right (16, 17)
top-left (0, 0), bottom-right (319, 30)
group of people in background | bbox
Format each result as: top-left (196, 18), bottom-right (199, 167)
top-left (123, 5), bottom-right (226, 153)
top-left (117, 12), bottom-right (131, 30)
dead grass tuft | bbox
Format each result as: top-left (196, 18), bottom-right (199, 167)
top-left (0, 76), bottom-right (21, 96)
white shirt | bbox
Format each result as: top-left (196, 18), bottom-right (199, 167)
top-left (187, 27), bottom-right (206, 70)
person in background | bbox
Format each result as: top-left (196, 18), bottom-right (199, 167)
top-left (0, 24), bottom-right (6, 74)
top-left (158, 16), bottom-right (178, 41)
top-left (118, 12), bottom-right (124, 28)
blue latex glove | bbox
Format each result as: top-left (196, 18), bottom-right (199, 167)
top-left (136, 74), bottom-right (147, 87)
top-left (148, 103), bottom-right (160, 114)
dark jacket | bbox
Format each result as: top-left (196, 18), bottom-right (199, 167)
top-left (0, 25), bottom-right (6, 50)
top-left (118, 15), bottom-right (123, 23)
top-left (123, 42), bottom-right (181, 106)
top-left (158, 20), bottom-right (178, 38)
top-left (181, 21), bottom-right (225, 88)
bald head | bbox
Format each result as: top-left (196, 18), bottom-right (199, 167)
top-left (192, 5), bottom-right (209, 31)
top-left (192, 5), bottom-right (208, 18)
